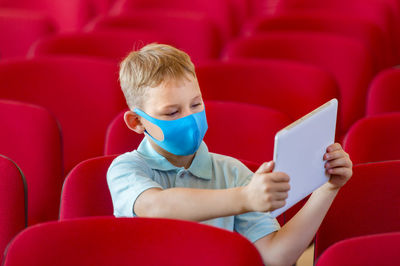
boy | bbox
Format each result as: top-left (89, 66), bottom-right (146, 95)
top-left (107, 43), bottom-right (353, 265)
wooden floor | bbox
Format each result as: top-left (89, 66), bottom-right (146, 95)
top-left (297, 244), bottom-right (314, 266)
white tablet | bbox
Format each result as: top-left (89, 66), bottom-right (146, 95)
top-left (270, 99), bottom-right (338, 218)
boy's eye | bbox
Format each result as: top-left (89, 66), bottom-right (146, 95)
top-left (166, 110), bottom-right (178, 116)
top-left (192, 103), bottom-right (202, 108)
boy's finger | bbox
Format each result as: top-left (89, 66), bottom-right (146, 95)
top-left (255, 161), bottom-right (274, 174)
top-left (327, 167), bottom-right (351, 177)
top-left (325, 157), bottom-right (352, 169)
top-left (327, 143), bottom-right (342, 152)
top-left (324, 149), bottom-right (348, 160)
top-left (270, 172), bottom-right (290, 183)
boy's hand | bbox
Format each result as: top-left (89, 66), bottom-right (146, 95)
top-left (324, 143), bottom-right (353, 190)
top-left (242, 161), bottom-right (290, 213)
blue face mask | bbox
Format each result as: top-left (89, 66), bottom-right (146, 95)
top-left (134, 108), bottom-right (208, 156)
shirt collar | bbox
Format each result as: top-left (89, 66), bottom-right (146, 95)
top-left (136, 138), bottom-right (212, 180)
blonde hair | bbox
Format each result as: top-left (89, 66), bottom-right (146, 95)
top-left (119, 43), bottom-right (197, 109)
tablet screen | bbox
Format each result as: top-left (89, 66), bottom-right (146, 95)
top-left (271, 99), bottom-right (338, 218)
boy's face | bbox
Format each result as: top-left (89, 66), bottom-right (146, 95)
top-left (135, 74), bottom-right (204, 141)
top-left (141, 74), bottom-right (204, 120)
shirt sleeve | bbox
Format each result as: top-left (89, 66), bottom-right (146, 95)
top-left (233, 159), bottom-right (281, 243)
top-left (107, 152), bottom-right (163, 217)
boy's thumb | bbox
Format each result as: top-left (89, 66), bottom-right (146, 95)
top-left (255, 161), bottom-right (274, 174)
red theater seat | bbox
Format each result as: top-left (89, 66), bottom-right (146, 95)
top-left (3, 217), bottom-right (264, 266)
top-left (0, 100), bottom-right (62, 225)
top-left (196, 59), bottom-right (339, 122)
top-left (60, 155), bottom-right (116, 219)
top-left (316, 233), bottom-right (400, 266)
top-left (0, 155), bottom-right (26, 262)
top-left (28, 31), bottom-right (172, 61)
top-left (268, 0), bottom-right (399, 61)
top-left (87, 11), bottom-right (222, 64)
top-left (0, 57), bottom-right (126, 173)
top-left (242, 11), bottom-right (390, 69)
top-left (314, 160), bottom-right (400, 259)
top-left (0, 9), bottom-right (56, 59)
top-left (0, 0), bottom-right (97, 32)
top-left (110, 0), bottom-right (236, 40)
top-left (343, 113), bottom-right (400, 164)
top-left (223, 33), bottom-right (375, 138)
top-left (203, 101), bottom-right (291, 163)
top-left (366, 68), bottom-right (400, 116)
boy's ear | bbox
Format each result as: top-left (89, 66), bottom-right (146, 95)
top-left (124, 110), bottom-right (145, 134)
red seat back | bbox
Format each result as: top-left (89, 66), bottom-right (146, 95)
top-left (88, 11), bottom-right (222, 64)
top-left (110, 0), bottom-right (236, 40)
top-left (366, 68), bottom-right (400, 116)
top-left (316, 232), bottom-right (400, 266)
top-left (0, 155), bottom-right (26, 262)
top-left (60, 155), bottom-right (116, 219)
top-left (0, 57), bottom-right (126, 173)
top-left (0, 0), bottom-right (101, 32)
top-left (3, 217), bottom-right (264, 266)
top-left (242, 11), bottom-right (390, 69)
top-left (28, 31), bottom-right (173, 61)
top-left (0, 100), bottom-right (62, 225)
top-left (314, 161), bottom-right (400, 259)
top-left (0, 9), bottom-right (56, 59)
top-left (343, 113), bottom-right (400, 164)
top-left (204, 101), bottom-right (291, 163)
top-left (197, 59), bottom-right (339, 122)
top-left (223, 33), bottom-right (375, 137)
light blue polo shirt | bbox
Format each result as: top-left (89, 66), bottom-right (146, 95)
top-left (107, 138), bottom-right (280, 243)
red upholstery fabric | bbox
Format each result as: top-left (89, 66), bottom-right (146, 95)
top-left (3, 217), bottom-right (264, 266)
top-left (314, 161), bottom-right (400, 259)
top-left (196, 59), bottom-right (339, 123)
top-left (223, 33), bottom-right (375, 137)
top-left (316, 232), bottom-right (400, 266)
top-left (0, 100), bottom-right (62, 225)
top-left (343, 113), bottom-right (400, 164)
top-left (104, 101), bottom-right (292, 163)
top-left (0, 9), bottom-right (56, 59)
top-left (366, 68), bottom-right (400, 116)
top-left (268, 0), bottom-right (399, 61)
top-left (203, 101), bottom-right (292, 163)
top-left (110, 0), bottom-right (236, 40)
top-left (0, 155), bottom-right (26, 263)
top-left (0, 57), bottom-right (126, 173)
top-left (87, 11), bottom-right (222, 64)
top-left (0, 0), bottom-right (100, 32)
top-left (28, 31), bottom-right (172, 61)
top-left (104, 110), bottom-right (144, 155)
top-left (242, 11), bottom-right (390, 69)
top-left (60, 155), bottom-right (116, 219)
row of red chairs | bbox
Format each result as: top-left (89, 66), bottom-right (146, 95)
top-left (2, 0), bottom-right (400, 66)
top-left (0, 0), bottom-right (255, 60)
top-left (2, 152), bottom-right (399, 264)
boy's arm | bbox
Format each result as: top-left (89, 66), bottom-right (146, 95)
top-left (134, 162), bottom-right (290, 221)
top-left (254, 143), bottom-right (353, 266)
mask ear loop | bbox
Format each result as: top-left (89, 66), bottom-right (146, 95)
top-left (134, 108), bottom-right (165, 141)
